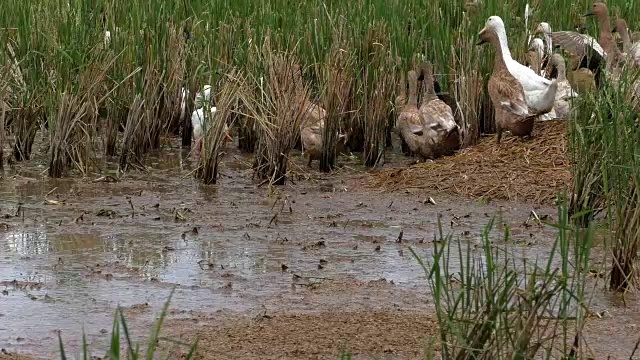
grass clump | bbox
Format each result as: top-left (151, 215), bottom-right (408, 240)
top-left (569, 62), bottom-right (640, 292)
top-left (195, 69), bottom-right (251, 184)
top-left (357, 24), bottom-right (395, 167)
top-left (414, 199), bottom-right (593, 358)
top-left (58, 288), bottom-right (198, 359)
top-left (251, 38), bottom-right (312, 185)
top-left (317, 24), bottom-right (354, 172)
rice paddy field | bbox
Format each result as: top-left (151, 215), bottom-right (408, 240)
top-left (3, 0), bottom-right (640, 358)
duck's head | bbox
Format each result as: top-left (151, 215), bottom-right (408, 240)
top-left (612, 19), bottom-right (628, 34)
top-left (550, 54), bottom-right (566, 69)
top-left (477, 16), bottom-right (504, 45)
top-left (534, 22), bottom-right (551, 36)
top-left (528, 38), bottom-right (544, 52)
top-left (407, 69), bottom-right (418, 83)
top-left (584, 2), bottom-right (608, 18)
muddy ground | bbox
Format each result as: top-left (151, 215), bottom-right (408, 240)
top-left (1, 135), bottom-right (640, 359)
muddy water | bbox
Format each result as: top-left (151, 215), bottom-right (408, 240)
top-left (0, 145), bottom-right (637, 359)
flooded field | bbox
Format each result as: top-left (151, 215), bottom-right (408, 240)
top-left (1, 142), bottom-right (639, 359)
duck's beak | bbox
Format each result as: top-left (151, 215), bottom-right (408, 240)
top-left (583, 11), bottom-right (594, 17)
top-left (476, 27), bottom-right (487, 45)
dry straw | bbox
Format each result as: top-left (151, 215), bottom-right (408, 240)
top-left (368, 120), bottom-right (571, 205)
top-left (251, 36), bottom-right (312, 185)
top-left (195, 68), bottom-right (250, 184)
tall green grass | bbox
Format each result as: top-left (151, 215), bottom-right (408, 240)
top-left (5, 0), bottom-right (635, 175)
top-left (414, 199), bottom-right (594, 358)
top-left (569, 60), bottom-right (640, 291)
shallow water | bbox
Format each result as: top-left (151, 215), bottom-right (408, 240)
top-left (0, 144), bottom-right (638, 359)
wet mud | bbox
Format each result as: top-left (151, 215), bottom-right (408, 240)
top-left (1, 142), bottom-right (639, 359)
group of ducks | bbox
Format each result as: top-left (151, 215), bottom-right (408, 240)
top-left (180, 65), bottom-right (349, 167)
top-left (394, 62), bottom-right (461, 160)
top-left (185, 2), bottom-right (640, 166)
top-left (477, 2), bottom-right (640, 144)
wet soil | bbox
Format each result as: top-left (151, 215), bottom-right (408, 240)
top-left (1, 139), bottom-right (639, 359)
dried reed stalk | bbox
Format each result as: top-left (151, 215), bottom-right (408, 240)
top-left (358, 24), bottom-right (394, 167)
top-left (196, 69), bottom-right (246, 184)
top-left (49, 51), bottom-right (116, 178)
top-left (0, 95), bottom-right (7, 171)
top-left (451, 14), bottom-right (483, 147)
top-left (143, 68), bottom-right (164, 151)
top-left (162, 24), bottom-right (187, 136)
top-left (610, 179), bottom-right (640, 291)
top-left (119, 94), bottom-right (145, 170)
top-left (4, 40), bottom-right (39, 162)
top-left (251, 38), bottom-right (311, 185)
top-left (49, 93), bottom-right (89, 178)
top-left (319, 27), bottom-right (353, 172)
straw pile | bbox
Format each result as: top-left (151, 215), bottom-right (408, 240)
top-left (367, 120), bottom-right (571, 205)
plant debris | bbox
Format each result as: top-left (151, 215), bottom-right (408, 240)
top-left (367, 120), bottom-right (571, 205)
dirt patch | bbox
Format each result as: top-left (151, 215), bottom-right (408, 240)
top-left (164, 310), bottom-right (437, 360)
top-left (367, 120), bottom-right (571, 205)
top-left (0, 351), bottom-right (34, 360)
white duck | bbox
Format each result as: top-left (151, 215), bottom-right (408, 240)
top-left (484, 16), bottom-right (558, 115)
top-left (179, 85), bottom-right (213, 121)
top-left (194, 85), bottom-right (212, 108)
top-left (539, 54), bottom-right (579, 120)
top-left (191, 106), bottom-right (232, 159)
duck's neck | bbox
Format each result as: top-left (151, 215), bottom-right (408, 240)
top-left (544, 33), bottom-right (553, 56)
top-left (423, 72), bottom-right (438, 103)
top-left (408, 77), bottom-right (418, 107)
top-left (489, 34), bottom-right (510, 72)
top-left (597, 14), bottom-right (615, 48)
top-left (395, 73), bottom-right (407, 107)
top-left (556, 63), bottom-right (567, 81)
top-left (496, 29), bottom-right (513, 61)
top-left (620, 26), bottom-right (632, 53)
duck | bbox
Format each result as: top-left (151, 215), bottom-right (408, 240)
top-left (291, 64), bottom-right (348, 168)
top-left (194, 85), bottom-right (213, 108)
top-left (179, 84), bottom-right (214, 122)
top-left (300, 119), bottom-right (349, 168)
top-left (585, 2), bottom-right (623, 69)
top-left (191, 106), bottom-right (232, 160)
top-left (393, 67), bottom-right (412, 155)
top-left (395, 70), bottom-right (434, 159)
top-left (482, 17), bottom-right (557, 114)
top-left (477, 16), bottom-right (556, 143)
top-left (419, 61), bottom-right (461, 156)
top-left (526, 37), bottom-right (546, 76)
top-left (535, 21), bottom-right (606, 88)
top-left (539, 54), bottom-right (579, 120)
top-left (613, 19), bottom-right (640, 68)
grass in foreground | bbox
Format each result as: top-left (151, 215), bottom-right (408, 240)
top-left (412, 199), bottom-right (594, 358)
top-left (58, 287), bottom-right (198, 360)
